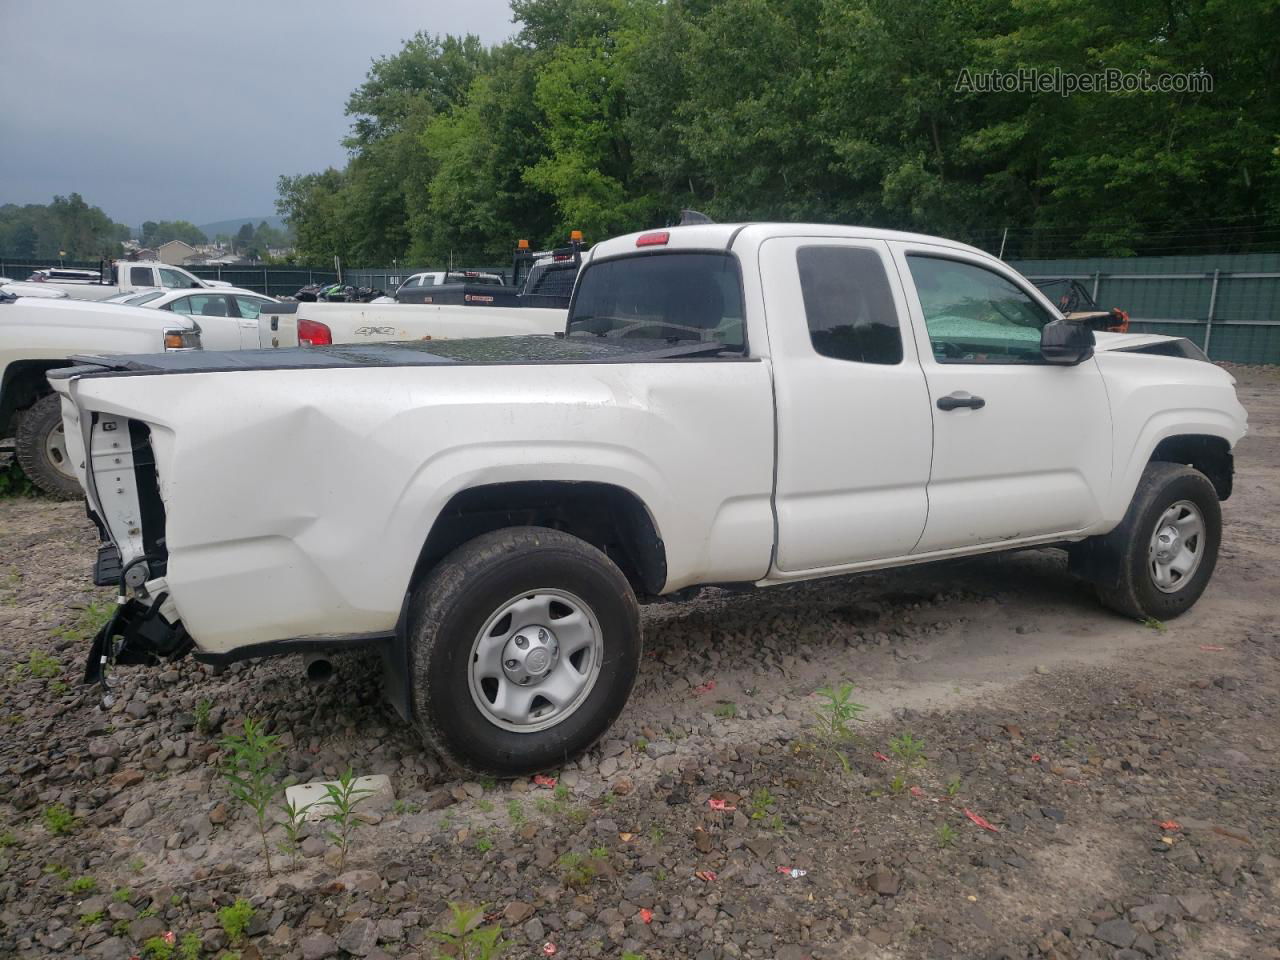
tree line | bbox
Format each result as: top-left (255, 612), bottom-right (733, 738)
top-left (0, 195), bottom-right (130, 261)
top-left (275, 0), bottom-right (1280, 267)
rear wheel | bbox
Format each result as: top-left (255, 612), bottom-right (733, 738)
top-left (15, 393), bottom-right (81, 500)
top-left (1093, 462), bottom-right (1221, 620)
top-left (407, 526), bottom-right (641, 776)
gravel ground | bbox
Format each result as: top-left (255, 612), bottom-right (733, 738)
top-left (0, 366), bottom-right (1277, 960)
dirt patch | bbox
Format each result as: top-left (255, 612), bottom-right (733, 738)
top-left (0, 367), bottom-right (1277, 960)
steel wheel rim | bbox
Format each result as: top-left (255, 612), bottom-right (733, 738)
top-left (468, 588), bottom-right (604, 733)
top-left (44, 422), bottom-right (74, 478)
top-left (1148, 499), bottom-right (1205, 594)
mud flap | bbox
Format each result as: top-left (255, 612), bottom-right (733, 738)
top-left (82, 596), bottom-right (192, 685)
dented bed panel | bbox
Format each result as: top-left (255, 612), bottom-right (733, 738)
top-left (62, 359), bottom-right (777, 653)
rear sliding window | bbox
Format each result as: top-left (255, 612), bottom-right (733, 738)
top-left (568, 252), bottom-right (744, 349)
top-left (797, 246), bottom-right (902, 364)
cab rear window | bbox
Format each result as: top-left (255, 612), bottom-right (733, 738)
top-left (568, 253), bottom-right (745, 349)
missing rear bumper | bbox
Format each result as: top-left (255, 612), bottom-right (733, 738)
top-left (83, 596), bottom-right (191, 686)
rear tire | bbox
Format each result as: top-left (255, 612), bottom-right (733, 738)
top-left (407, 526), bottom-right (641, 776)
top-left (15, 393), bottom-right (81, 500)
top-left (1093, 462), bottom-right (1221, 620)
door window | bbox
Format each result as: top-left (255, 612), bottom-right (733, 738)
top-left (797, 247), bottom-right (902, 364)
top-left (158, 268), bottom-right (192, 289)
top-left (169, 294), bottom-right (229, 317)
top-left (129, 267), bottom-right (153, 286)
top-left (906, 256), bottom-right (1051, 364)
top-left (233, 296), bottom-right (270, 319)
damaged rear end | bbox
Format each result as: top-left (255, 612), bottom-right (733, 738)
top-left (48, 364), bottom-right (191, 690)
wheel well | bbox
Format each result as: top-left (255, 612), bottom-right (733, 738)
top-left (0, 360), bottom-right (65, 438)
top-left (411, 481), bottom-right (668, 597)
top-left (1150, 434), bottom-right (1233, 500)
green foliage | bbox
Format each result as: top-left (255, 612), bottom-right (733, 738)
top-left (26, 650), bottom-right (62, 679)
top-left (1142, 617), bottom-right (1166, 632)
top-left (276, 0), bottom-right (1280, 265)
top-left (194, 699), bottom-right (213, 734)
top-left (219, 717), bottom-right (281, 876)
top-left (0, 461), bottom-right (39, 499)
top-left (53, 599), bottom-right (115, 644)
top-left (179, 931), bottom-right (202, 960)
top-left (507, 798), bottom-right (525, 825)
top-left (279, 795), bottom-right (313, 865)
top-left (0, 193), bottom-right (129, 259)
top-left (80, 909), bottom-right (105, 926)
top-left (475, 836), bottom-right (493, 853)
top-left (814, 682), bottom-right (867, 741)
top-left (68, 875), bottom-right (97, 893)
top-left (45, 862), bottom-right (71, 881)
top-left (139, 220), bottom-right (207, 248)
top-left (0, 831), bottom-right (16, 848)
top-left (431, 902), bottom-right (506, 960)
top-left (712, 702), bottom-right (737, 719)
top-left (937, 823), bottom-right (958, 848)
top-left (557, 851), bottom-right (597, 889)
top-left (320, 769), bottom-right (374, 871)
top-left (142, 934), bottom-right (175, 960)
top-left (113, 887), bottom-right (133, 902)
top-left (218, 898), bottom-right (255, 945)
top-left (945, 775), bottom-right (962, 797)
top-left (889, 732), bottom-right (927, 769)
top-left (42, 804), bottom-right (76, 835)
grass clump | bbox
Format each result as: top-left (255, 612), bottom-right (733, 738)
top-left (218, 898), bottom-right (255, 945)
top-left (42, 804), bottom-right (76, 835)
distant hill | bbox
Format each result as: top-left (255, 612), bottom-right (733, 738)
top-left (197, 215), bottom-right (289, 238)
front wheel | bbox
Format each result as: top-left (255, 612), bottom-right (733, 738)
top-left (407, 526), bottom-right (642, 776)
top-left (1092, 462), bottom-right (1222, 620)
top-left (15, 393), bottom-right (82, 500)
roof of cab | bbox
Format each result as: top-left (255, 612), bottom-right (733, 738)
top-left (587, 222), bottom-right (992, 263)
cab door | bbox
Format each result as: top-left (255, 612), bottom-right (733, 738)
top-left (232, 296), bottom-right (273, 349)
top-left (889, 242), bottom-right (1112, 552)
top-left (764, 237), bottom-right (934, 572)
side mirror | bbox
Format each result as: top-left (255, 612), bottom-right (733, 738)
top-left (1041, 318), bottom-right (1095, 365)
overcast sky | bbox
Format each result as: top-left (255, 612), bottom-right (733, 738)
top-left (0, 0), bottom-right (517, 228)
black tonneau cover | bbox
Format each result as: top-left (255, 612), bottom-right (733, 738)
top-left (50, 335), bottom-right (738, 379)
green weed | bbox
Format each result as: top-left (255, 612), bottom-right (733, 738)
top-left (220, 717), bottom-right (281, 876)
top-left (320, 769), bottom-right (374, 871)
top-left (42, 804), bottom-right (76, 835)
top-left (431, 902), bottom-right (506, 959)
top-left (218, 898), bottom-right (254, 945)
top-left (814, 682), bottom-right (867, 740)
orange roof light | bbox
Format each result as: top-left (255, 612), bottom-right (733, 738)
top-left (517, 238), bottom-right (529, 250)
top-left (569, 230), bottom-right (583, 242)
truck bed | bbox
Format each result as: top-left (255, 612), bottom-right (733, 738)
top-left (52, 335), bottom-right (742, 379)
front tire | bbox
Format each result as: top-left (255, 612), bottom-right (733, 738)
top-left (407, 526), bottom-right (641, 776)
top-left (15, 393), bottom-right (81, 500)
top-left (1093, 462), bottom-right (1221, 620)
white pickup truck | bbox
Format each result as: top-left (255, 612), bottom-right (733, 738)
top-left (257, 300), bottom-right (566, 348)
top-left (1, 293), bottom-right (200, 496)
top-left (51, 223), bottom-right (1246, 775)
top-left (27, 261), bottom-right (230, 301)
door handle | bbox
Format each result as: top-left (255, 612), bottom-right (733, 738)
top-left (936, 392), bottom-right (986, 411)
